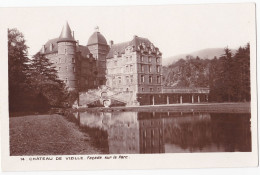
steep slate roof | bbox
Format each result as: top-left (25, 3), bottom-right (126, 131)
top-left (87, 31), bottom-right (108, 46)
top-left (42, 38), bottom-right (90, 57)
top-left (57, 21), bottom-right (75, 43)
top-left (78, 45), bottom-right (91, 57)
top-left (106, 36), bottom-right (152, 59)
top-left (42, 38), bottom-right (59, 54)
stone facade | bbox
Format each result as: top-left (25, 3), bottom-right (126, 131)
top-left (41, 23), bottom-right (106, 91)
top-left (40, 22), bottom-right (162, 98)
top-left (106, 36), bottom-right (163, 103)
top-left (41, 22), bottom-right (209, 107)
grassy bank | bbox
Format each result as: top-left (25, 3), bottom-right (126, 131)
top-left (9, 114), bottom-right (101, 156)
top-left (73, 102), bottom-right (251, 113)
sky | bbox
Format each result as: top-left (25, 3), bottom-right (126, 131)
top-left (0, 3), bottom-right (255, 63)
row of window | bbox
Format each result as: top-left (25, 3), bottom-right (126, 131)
top-left (58, 66), bottom-right (76, 72)
top-left (141, 87), bottom-right (161, 92)
top-left (56, 57), bottom-right (75, 63)
top-left (111, 75), bottom-right (134, 85)
top-left (140, 56), bottom-right (160, 63)
top-left (141, 64), bottom-right (160, 73)
top-left (111, 56), bottom-right (160, 67)
top-left (140, 75), bottom-right (161, 84)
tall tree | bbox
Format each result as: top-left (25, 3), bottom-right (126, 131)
top-left (29, 52), bottom-right (67, 108)
top-left (8, 28), bottom-right (31, 111)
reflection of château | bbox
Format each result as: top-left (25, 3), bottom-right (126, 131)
top-left (40, 22), bottom-right (209, 107)
top-left (73, 112), bottom-right (251, 154)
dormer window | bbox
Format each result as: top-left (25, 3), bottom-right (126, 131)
top-left (50, 43), bottom-right (53, 51)
top-left (41, 45), bottom-right (46, 53)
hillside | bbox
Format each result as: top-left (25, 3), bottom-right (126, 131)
top-left (163, 48), bottom-right (235, 65)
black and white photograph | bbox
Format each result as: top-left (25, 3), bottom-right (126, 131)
top-left (0, 1), bottom-right (258, 172)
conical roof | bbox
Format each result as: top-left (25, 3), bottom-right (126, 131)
top-left (57, 21), bottom-right (75, 43)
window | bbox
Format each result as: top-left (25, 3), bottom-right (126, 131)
top-left (149, 65), bottom-right (152, 73)
top-left (141, 64), bottom-right (144, 72)
top-left (149, 76), bottom-right (152, 83)
top-left (65, 78), bottom-right (68, 83)
top-left (156, 66), bottom-right (160, 73)
top-left (141, 56), bottom-right (144, 62)
top-left (148, 57), bottom-right (152, 63)
top-left (129, 56), bottom-right (132, 61)
top-left (157, 76), bottom-right (160, 83)
top-left (58, 67), bottom-right (61, 71)
top-left (156, 57), bottom-right (160, 63)
top-left (50, 44), bottom-right (53, 51)
top-left (73, 67), bottom-right (76, 72)
top-left (130, 75), bottom-right (133, 83)
top-left (157, 87), bottom-right (160, 91)
top-left (66, 66), bottom-right (68, 71)
top-left (126, 65), bottom-right (129, 72)
top-left (114, 61), bottom-right (117, 66)
top-left (126, 76), bottom-right (129, 84)
top-left (65, 48), bottom-right (67, 54)
top-left (141, 75), bottom-right (145, 83)
top-left (130, 65), bottom-right (133, 72)
top-left (142, 88), bottom-right (144, 92)
top-left (150, 88), bottom-right (153, 92)
top-left (118, 77), bottom-right (121, 84)
top-left (72, 58), bottom-right (75, 63)
top-left (59, 58), bottom-right (61, 63)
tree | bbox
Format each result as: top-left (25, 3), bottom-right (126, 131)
top-left (29, 52), bottom-right (67, 108)
top-left (232, 43), bottom-right (250, 101)
top-left (8, 28), bottom-right (31, 111)
top-left (209, 44), bottom-right (250, 102)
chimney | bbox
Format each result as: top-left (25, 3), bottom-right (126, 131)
top-left (110, 40), bottom-right (114, 47)
top-left (72, 31), bottom-right (75, 39)
top-left (76, 40), bottom-right (79, 51)
top-left (42, 45), bottom-right (45, 53)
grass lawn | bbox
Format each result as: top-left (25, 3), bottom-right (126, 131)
top-left (9, 114), bottom-right (101, 156)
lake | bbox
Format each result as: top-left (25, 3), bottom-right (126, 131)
top-left (70, 111), bottom-right (251, 154)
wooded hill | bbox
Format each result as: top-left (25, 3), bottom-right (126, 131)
top-left (162, 44), bottom-right (250, 102)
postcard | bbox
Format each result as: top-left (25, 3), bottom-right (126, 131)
top-left (0, 3), bottom-right (258, 171)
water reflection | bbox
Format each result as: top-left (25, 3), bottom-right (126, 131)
top-left (72, 111), bottom-right (251, 154)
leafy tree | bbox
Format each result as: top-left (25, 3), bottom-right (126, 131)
top-left (208, 44), bottom-right (250, 102)
top-left (8, 28), bottom-right (31, 111)
top-left (29, 52), bottom-right (67, 108)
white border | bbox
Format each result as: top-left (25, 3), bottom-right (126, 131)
top-left (0, 0), bottom-right (259, 174)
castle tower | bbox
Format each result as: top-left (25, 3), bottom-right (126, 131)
top-left (57, 21), bottom-right (77, 90)
top-left (87, 26), bottom-right (109, 86)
